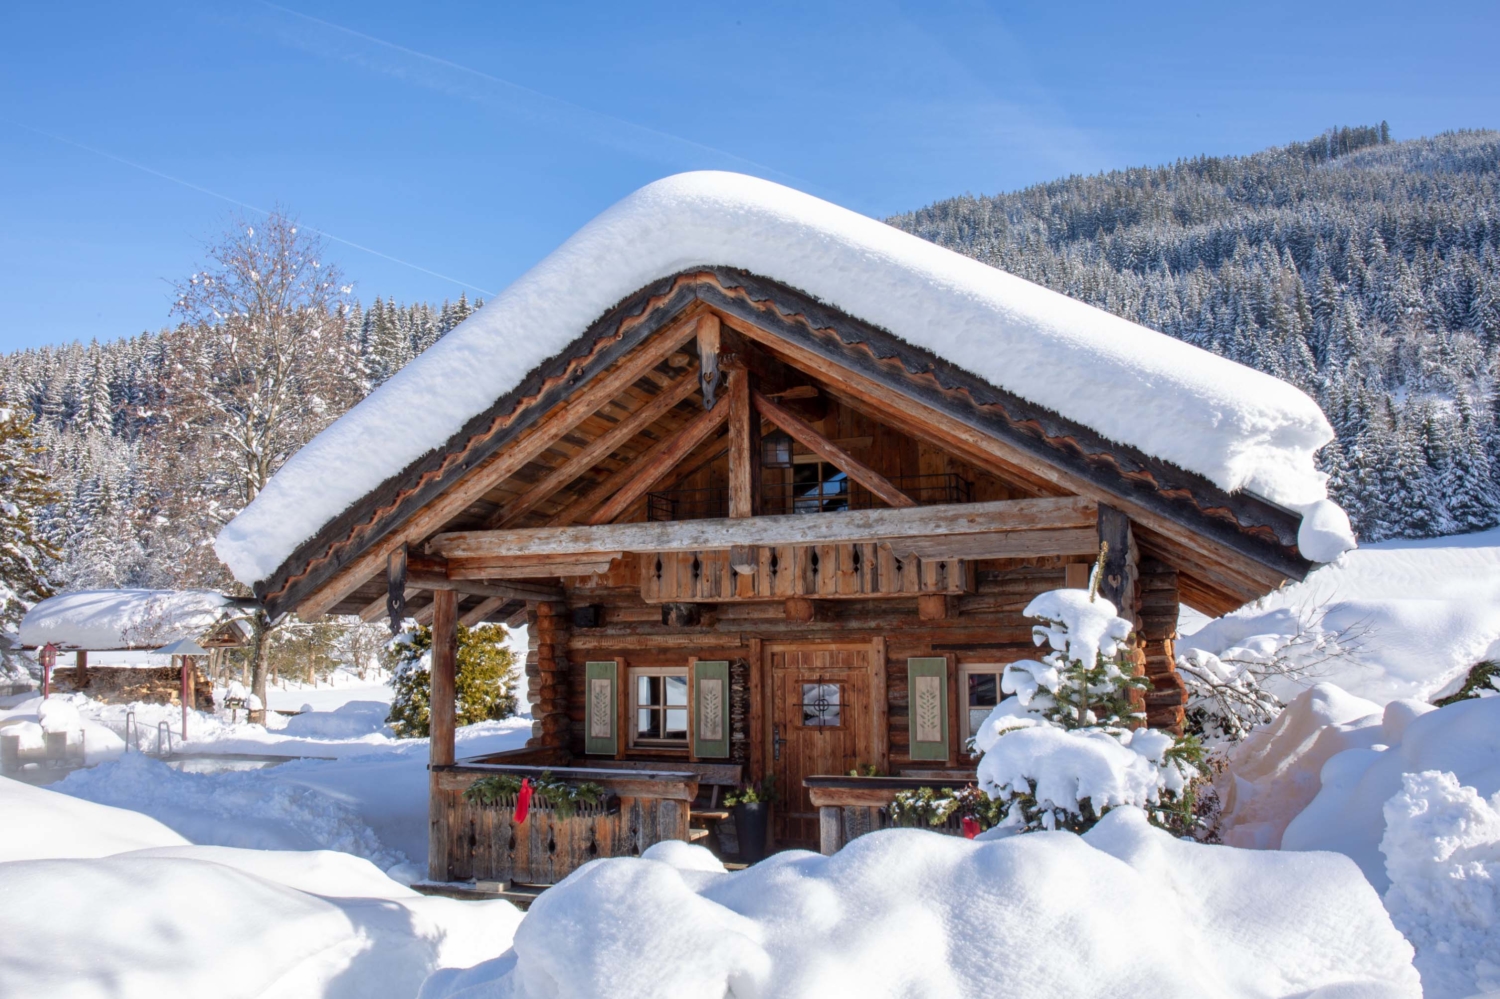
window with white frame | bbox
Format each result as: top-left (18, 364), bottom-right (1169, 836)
top-left (630, 666), bottom-right (689, 748)
top-left (959, 664), bottom-right (1008, 754)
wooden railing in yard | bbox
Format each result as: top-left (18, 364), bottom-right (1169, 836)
top-left (804, 775), bottom-right (979, 855)
top-left (429, 755), bottom-right (699, 885)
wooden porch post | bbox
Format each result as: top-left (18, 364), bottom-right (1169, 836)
top-left (430, 588), bottom-right (458, 767)
top-left (75, 649), bottom-right (88, 688)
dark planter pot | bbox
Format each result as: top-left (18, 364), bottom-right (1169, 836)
top-left (732, 802), bottom-right (770, 863)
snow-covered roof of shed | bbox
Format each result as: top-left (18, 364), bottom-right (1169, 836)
top-left (216, 171), bottom-right (1353, 585)
top-left (18, 590), bottom-right (248, 651)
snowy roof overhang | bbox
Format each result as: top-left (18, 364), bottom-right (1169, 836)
top-left (18, 590), bottom-right (256, 652)
top-left (216, 172), bottom-right (1355, 616)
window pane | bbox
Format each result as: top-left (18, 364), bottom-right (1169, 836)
top-left (968, 673), bottom-right (998, 707)
top-left (969, 707), bottom-right (992, 735)
top-left (664, 674), bottom-right (688, 706)
top-left (664, 709), bottom-right (688, 737)
top-left (638, 675), bottom-right (656, 707)
top-left (638, 708), bottom-right (659, 739)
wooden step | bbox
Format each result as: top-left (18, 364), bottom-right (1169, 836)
top-left (690, 809), bottom-right (731, 824)
top-left (688, 828), bottom-right (712, 843)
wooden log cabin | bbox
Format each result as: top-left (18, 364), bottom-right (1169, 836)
top-left (219, 173), bottom-right (1350, 884)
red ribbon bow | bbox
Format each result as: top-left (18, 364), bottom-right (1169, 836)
top-left (961, 816), bottom-right (980, 839)
top-left (515, 778), bottom-right (534, 825)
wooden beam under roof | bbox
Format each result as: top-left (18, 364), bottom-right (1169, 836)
top-left (429, 496), bottom-right (1097, 561)
top-left (290, 307), bottom-right (704, 620)
top-left (585, 399), bottom-right (730, 525)
top-left (752, 389), bottom-right (914, 510)
top-left (494, 363), bottom-right (701, 528)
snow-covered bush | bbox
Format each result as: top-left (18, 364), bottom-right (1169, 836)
top-left (388, 623), bottom-right (519, 738)
top-left (972, 588), bottom-right (1201, 833)
top-left (1380, 770), bottom-right (1500, 999)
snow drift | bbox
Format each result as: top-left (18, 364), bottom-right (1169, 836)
top-left (1180, 525), bottom-right (1500, 704)
top-left (1282, 692), bottom-right (1500, 892)
top-left (217, 171), bottom-right (1351, 585)
top-left (0, 776), bottom-right (522, 999)
top-left (421, 810), bottom-right (1417, 999)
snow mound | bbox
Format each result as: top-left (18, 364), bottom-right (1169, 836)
top-left (0, 775), bottom-right (188, 861)
top-left (56, 752), bottom-right (407, 870)
top-left (1216, 683), bottom-right (1385, 849)
top-left (282, 700), bottom-right (394, 739)
top-left (422, 809), bottom-right (1417, 999)
top-left (1180, 525), bottom-right (1500, 703)
top-left (1282, 693), bottom-right (1500, 891)
top-left (1380, 771), bottom-right (1500, 999)
top-left (0, 779), bottom-right (522, 999)
top-left (218, 171), bottom-right (1349, 585)
top-left (18, 588), bottom-right (241, 650)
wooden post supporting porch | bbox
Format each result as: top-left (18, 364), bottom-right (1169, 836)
top-left (428, 588), bottom-right (458, 881)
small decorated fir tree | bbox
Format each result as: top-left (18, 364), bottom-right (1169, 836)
top-left (971, 566), bottom-right (1201, 834)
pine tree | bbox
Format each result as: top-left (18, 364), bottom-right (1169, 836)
top-left (387, 624), bottom-right (519, 737)
top-left (0, 404), bottom-right (60, 676)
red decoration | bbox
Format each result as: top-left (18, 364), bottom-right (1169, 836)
top-left (961, 816), bottom-right (980, 839)
top-left (514, 778), bottom-right (533, 825)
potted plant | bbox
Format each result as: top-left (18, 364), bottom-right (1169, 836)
top-left (724, 775), bottom-right (776, 863)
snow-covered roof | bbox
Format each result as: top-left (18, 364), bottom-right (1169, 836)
top-left (217, 171), bottom-right (1353, 585)
top-left (18, 589), bottom-right (250, 651)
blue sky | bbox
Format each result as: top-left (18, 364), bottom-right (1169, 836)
top-left (1, 1), bottom-right (1495, 351)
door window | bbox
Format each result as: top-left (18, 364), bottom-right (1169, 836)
top-left (799, 682), bottom-right (842, 727)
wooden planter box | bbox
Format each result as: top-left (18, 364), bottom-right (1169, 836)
top-left (429, 762), bottom-right (699, 885)
top-left (804, 775), bottom-right (978, 855)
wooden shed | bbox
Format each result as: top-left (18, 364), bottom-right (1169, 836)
top-left (220, 173), bottom-right (1349, 883)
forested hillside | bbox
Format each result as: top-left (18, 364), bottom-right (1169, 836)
top-left (3, 125), bottom-right (1498, 599)
top-left (0, 290), bottom-right (480, 593)
top-left (889, 125), bottom-right (1500, 543)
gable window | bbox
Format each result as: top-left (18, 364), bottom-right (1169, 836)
top-left (630, 666), bottom-right (688, 748)
top-left (791, 460), bottom-right (849, 513)
top-left (959, 664), bottom-right (1008, 755)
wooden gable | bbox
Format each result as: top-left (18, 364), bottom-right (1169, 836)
top-left (255, 269), bottom-right (1313, 625)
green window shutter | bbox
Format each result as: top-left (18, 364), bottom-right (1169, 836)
top-left (692, 660), bottom-right (731, 759)
top-left (907, 657), bottom-right (949, 761)
top-left (584, 661), bottom-right (618, 756)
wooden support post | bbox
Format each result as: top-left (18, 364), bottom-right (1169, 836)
top-left (871, 637), bottom-right (889, 776)
top-left (727, 365), bottom-right (758, 518)
top-left (697, 313), bottom-right (722, 409)
top-left (820, 806), bottom-right (844, 856)
top-left (75, 649), bottom-right (88, 689)
top-left (387, 545), bottom-right (409, 636)
top-left (430, 589), bottom-right (458, 768)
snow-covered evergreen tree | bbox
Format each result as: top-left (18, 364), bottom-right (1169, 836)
top-left (970, 582), bottom-right (1201, 834)
top-left (0, 404), bottom-right (60, 676)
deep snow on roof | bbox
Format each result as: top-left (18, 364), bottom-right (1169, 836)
top-left (18, 589), bottom-right (245, 651)
top-left (217, 171), bottom-right (1353, 585)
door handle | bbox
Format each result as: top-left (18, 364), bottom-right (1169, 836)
top-left (773, 723), bottom-right (786, 761)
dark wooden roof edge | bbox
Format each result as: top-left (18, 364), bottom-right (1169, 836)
top-left (257, 267), bottom-right (1314, 618)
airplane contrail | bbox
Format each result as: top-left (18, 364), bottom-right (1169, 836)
top-left (254, 0), bottom-right (807, 187)
top-left (3, 117), bottom-right (497, 296)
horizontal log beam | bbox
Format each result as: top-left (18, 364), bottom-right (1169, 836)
top-left (884, 527), bottom-right (1099, 561)
top-left (429, 496), bottom-right (1097, 560)
top-left (406, 570), bottom-right (563, 602)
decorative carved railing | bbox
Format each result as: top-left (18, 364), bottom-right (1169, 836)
top-left (641, 544), bottom-right (971, 603)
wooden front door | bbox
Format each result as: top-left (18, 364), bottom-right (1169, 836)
top-left (769, 646), bottom-right (873, 848)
